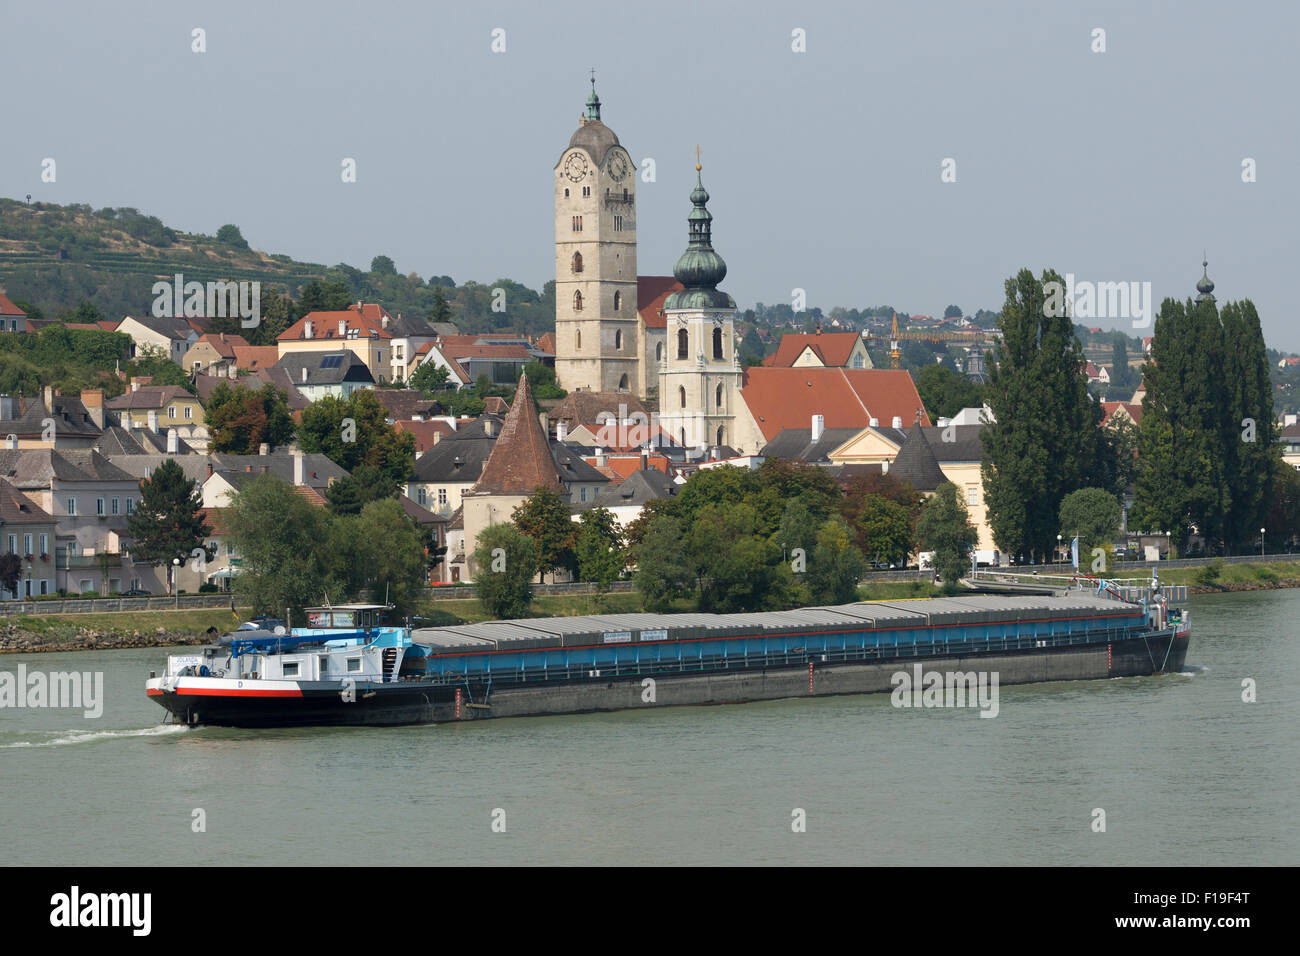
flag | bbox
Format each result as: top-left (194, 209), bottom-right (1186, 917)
top-left (1070, 536), bottom-right (1080, 570)
top-left (231, 596), bottom-right (239, 620)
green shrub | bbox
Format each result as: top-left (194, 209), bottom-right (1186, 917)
top-left (1194, 559), bottom-right (1224, 588)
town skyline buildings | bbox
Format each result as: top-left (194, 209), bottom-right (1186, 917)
top-left (4, 2), bottom-right (1296, 348)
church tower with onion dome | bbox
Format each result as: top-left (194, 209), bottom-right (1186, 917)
top-left (656, 153), bottom-right (743, 454)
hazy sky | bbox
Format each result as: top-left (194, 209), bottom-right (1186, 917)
top-left (5, 1), bottom-right (1298, 348)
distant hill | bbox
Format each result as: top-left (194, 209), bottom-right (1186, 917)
top-left (0, 198), bottom-right (557, 337)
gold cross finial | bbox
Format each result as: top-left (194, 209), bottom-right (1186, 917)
top-left (695, 145), bottom-right (701, 172)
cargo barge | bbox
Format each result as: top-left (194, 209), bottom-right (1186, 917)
top-left (146, 583), bottom-right (1191, 728)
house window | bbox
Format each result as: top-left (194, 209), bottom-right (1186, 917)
top-left (679, 386), bottom-right (686, 409)
top-left (40, 580), bottom-right (47, 595)
top-left (5, 535), bottom-right (13, 554)
top-left (417, 488), bottom-right (427, 506)
top-left (438, 488), bottom-right (447, 506)
top-left (582, 185), bottom-right (591, 197)
top-left (967, 487), bottom-right (979, 506)
top-left (677, 328), bottom-right (688, 359)
top-left (96, 498), bottom-right (105, 516)
top-left (185, 405), bottom-right (193, 419)
top-left (111, 497), bottom-right (120, 515)
top-left (572, 252), bottom-right (583, 274)
top-left (853, 354), bottom-right (864, 369)
top-left (39, 534), bottom-right (48, 555)
top-left (23, 534), bottom-right (32, 556)
top-left (126, 497), bottom-right (135, 514)
top-left (713, 327), bottom-right (723, 359)
top-left (227, 541), bottom-right (236, 556)
top-left (66, 498), bottom-right (76, 516)
top-left (656, 342), bottom-right (663, 362)
top-left (580, 486), bottom-right (588, 502)
top-left (168, 406), bottom-right (177, 419)
top-left (572, 215), bottom-right (582, 231)
top-left (564, 188), bottom-right (570, 198)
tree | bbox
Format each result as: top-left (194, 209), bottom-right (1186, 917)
top-left (128, 344), bottom-right (195, 394)
top-left (215, 224), bottom-right (249, 249)
top-left (0, 553), bottom-right (21, 597)
top-left (523, 360), bottom-right (566, 399)
top-left (915, 363), bottom-right (985, 421)
top-left (205, 382), bottom-right (294, 454)
top-left (980, 268), bottom-right (1102, 563)
top-left (326, 463), bottom-right (400, 515)
top-left (688, 502), bottom-right (786, 612)
top-left (409, 361), bottom-right (451, 394)
top-left (808, 516), bottom-right (866, 604)
top-left (916, 482), bottom-right (977, 593)
top-left (227, 474), bottom-right (339, 619)
top-left (574, 508), bottom-right (625, 590)
top-left (1109, 336), bottom-right (1132, 391)
top-left (853, 494), bottom-right (914, 565)
top-left (1220, 300), bottom-right (1278, 551)
top-left (353, 499), bottom-right (428, 616)
top-left (370, 255), bottom-right (397, 275)
top-left (472, 523), bottom-right (536, 619)
top-left (1265, 460), bottom-right (1300, 551)
top-left (430, 287), bottom-right (452, 325)
top-left (634, 515), bottom-right (695, 611)
top-left (126, 459), bottom-right (213, 569)
top-left (944, 305), bottom-right (963, 319)
top-left (297, 390), bottom-right (416, 486)
top-left (1058, 487), bottom-right (1122, 565)
top-left (511, 486), bottom-right (576, 583)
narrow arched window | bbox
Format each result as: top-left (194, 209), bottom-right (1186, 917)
top-left (716, 427), bottom-right (724, 447)
top-left (677, 328), bottom-right (688, 359)
top-left (680, 428), bottom-right (686, 448)
top-left (679, 386), bottom-right (686, 409)
top-left (574, 290), bottom-right (583, 311)
top-left (655, 342), bottom-right (663, 362)
top-left (618, 373), bottom-right (629, 391)
top-left (576, 329), bottom-right (581, 350)
top-left (613, 291), bottom-right (621, 311)
top-left (614, 329), bottom-right (622, 350)
top-left (715, 383), bottom-right (723, 408)
top-left (713, 327), bottom-right (723, 359)
top-left (572, 252), bottom-right (583, 274)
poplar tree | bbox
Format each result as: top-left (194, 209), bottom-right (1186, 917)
top-left (980, 268), bottom-right (1101, 561)
top-left (1220, 300), bottom-right (1277, 550)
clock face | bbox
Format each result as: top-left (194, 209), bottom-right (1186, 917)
top-left (608, 154), bottom-right (628, 182)
top-left (564, 152), bottom-right (589, 182)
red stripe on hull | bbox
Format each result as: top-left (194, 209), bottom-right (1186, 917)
top-left (177, 687), bottom-right (303, 698)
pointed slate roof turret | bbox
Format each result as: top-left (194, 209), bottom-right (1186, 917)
top-left (471, 372), bottom-right (565, 495)
top-left (889, 423), bottom-right (947, 493)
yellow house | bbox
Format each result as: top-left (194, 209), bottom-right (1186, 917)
top-left (830, 423), bottom-right (995, 551)
top-left (105, 384), bottom-right (205, 434)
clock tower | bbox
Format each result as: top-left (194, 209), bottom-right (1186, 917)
top-left (555, 79), bottom-right (640, 395)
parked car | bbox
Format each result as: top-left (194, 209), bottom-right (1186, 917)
top-left (237, 617), bottom-right (285, 633)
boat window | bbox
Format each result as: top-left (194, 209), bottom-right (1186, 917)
top-left (283, 662), bottom-right (299, 677)
top-left (319, 656), bottom-right (329, 676)
top-left (347, 658), bottom-right (361, 673)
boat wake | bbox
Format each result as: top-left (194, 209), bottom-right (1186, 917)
top-left (0, 724), bottom-right (191, 749)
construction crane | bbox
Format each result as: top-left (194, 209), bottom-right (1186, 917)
top-left (885, 313), bottom-right (993, 369)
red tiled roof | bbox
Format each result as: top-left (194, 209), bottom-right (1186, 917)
top-left (482, 396), bottom-right (510, 415)
top-left (197, 508), bottom-right (232, 536)
top-left (104, 385), bottom-right (193, 410)
top-left (0, 291), bottom-right (27, 317)
top-left (471, 374), bottom-right (564, 495)
top-left (536, 332), bottom-right (557, 355)
top-left (637, 276), bottom-right (683, 330)
top-left (444, 344), bottom-right (530, 360)
top-left (279, 307), bottom-right (393, 341)
top-left (739, 368), bottom-right (931, 442)
top-left (395, 419), bottom-right (455, 455)
top-left (291, 485), bottom-right (329, 507)
top-left (1100, 402), bottom-right (1143, 426)
top-left (193, 333), bottom-right (250, 359)
top-left (766, 332), bottom-right (862, 368)
top-left (582, 454), bottom-right (671, 481)
top-left (231, 345), bottom-right (279, 370)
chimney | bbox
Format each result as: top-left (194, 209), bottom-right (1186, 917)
top-left (811, 414), bottom-right (824, 443)
top-left (302, 367), bottom-right (308, 383)
top-left (381, 315), bottom-right (388, 329)
top-left (43, 385), bottom-right (55, 410)
top-left (556, 421), bottom-right (568, 442)
top-left (206, 462), bottom-right (213, 479)
top-left (81, 389), bottom-right (104, 429)
top-left (869, 417), bottom-right (879, 427)
top-left (260, 464), bottom-right (268, 474)
top-left (640, 451), bottom-right (648, 471)
top-left (166, 428), bottom-right (178, 454)
top-left (131, 380), bottom-right (140, 393)
top-left (882, 460), bottom-right (890, 474)
top-left (539, 411), bottom-right (548, 434)
top-left (891, 416), bottom-right (903, 429)
top-left (245, 464), bottom-right (252, 473)
top-left (293, 450), bottom-right (304, 486)
top-left (483, 419), bottom-right (495, 438)
top-left (596, 452), bottom-right (607, 467)
top-left (147, 410), bottom-right (158, 432)
top-left (5, 434), bottom-right (16, 450)
top-left (432, 432), bottom-right (441, 446)
top-left (123, 415), bottom-right (132, 431)
top-left (258, 442), bottom-right (269, 456)
top-left (339, 320), bottom-right (347, 336)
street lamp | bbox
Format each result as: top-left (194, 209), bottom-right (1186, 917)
top-left (1261, 527), bottom-right (1266, 559)
top-left (1057, 533), bottom-right (1063, 564)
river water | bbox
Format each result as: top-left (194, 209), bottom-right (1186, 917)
top-left (1, 590), bottom-right (1295, 866)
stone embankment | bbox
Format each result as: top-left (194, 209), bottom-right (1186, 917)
top-left (0, 625), bottom-right (210, 654)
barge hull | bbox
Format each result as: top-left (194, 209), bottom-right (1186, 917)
top-left (150, 628), bottom-right (1189, 728)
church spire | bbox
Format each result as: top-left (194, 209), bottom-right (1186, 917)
top-left (1195, 253), bottom-right (1216, 304)
top-left (664, 149), bottom-right (734, 310)
top-left (584, 70), bottom-right (601, 121)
